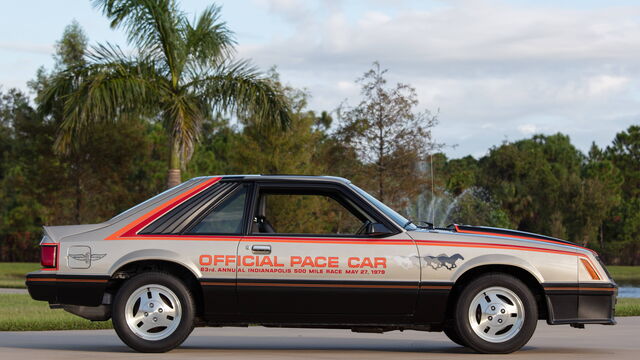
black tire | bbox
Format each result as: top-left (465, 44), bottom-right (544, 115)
top-left (112, 272), bottom-right (195, 352)
top-left (454, 273), bottom-right (537, 354)
top-left (443, 322), bottom-right (467, 347)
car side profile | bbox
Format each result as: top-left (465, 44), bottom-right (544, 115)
top-left (26, 175), bottom-right (617, 353)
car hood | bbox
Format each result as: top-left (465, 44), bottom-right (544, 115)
top-left (406, 226), bottom-right (588, 254)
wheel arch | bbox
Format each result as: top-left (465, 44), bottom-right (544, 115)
top-left (107, 252), bottom-right (204, 317)
top-left (107, 249), bottom-right (202, 278)
top-left (448, 262), bottom-right (548, 321)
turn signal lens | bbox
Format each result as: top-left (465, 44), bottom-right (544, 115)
top-left (41, 245), bottom-right (58, 268)
top-left (581, 258), bottom-right (601, 280)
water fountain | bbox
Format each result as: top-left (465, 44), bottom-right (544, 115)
top-left (406, 187), bottom-right (492, 228)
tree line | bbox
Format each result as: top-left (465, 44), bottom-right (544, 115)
top-left (1, 1), bottom-right (638, 264)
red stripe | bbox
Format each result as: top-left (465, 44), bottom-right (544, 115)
top-left (106, 177), bottom-right (221, 240)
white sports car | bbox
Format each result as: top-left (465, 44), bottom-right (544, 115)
top-left (26, 175), bottom-right (617, 353)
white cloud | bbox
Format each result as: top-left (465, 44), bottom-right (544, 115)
top-left (238, 0), bottom-right (640, 157)
top-left (518, 124), bottom-right (538, 135)
top-left (587, 75), bottom-right (629, 96)
top-left (336, 80), bottom-right (357, 93)
top-left (0, 42), bottom-right (53, 55)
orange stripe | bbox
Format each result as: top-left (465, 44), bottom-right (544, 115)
top-left (201, 282), bottom-right (235, 286)
top-left (106, 235), bottom-right (598, 264)
top-left (454, 226), bottom-right (593, 252)
top-left (544, 287), bottom-right (615, 292)
top-left (106, 177), bottom-right (221, 240)
top-left (26, 278), bottom-right (108, 283)
top-left (106, 236), bottom-right (415, 246)
top-left (420, 285), bottom-right (453, 290)
top-left (25, 278), bottom-right (57, 282)
top-left (414, 239), bottom-right (591, 260)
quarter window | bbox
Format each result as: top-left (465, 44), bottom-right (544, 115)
top-left (189, 187), bottom-right (247, 234)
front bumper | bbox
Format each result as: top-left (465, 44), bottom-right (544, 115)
top-left (544, 282), bottom-right (617, 325)
top-left (26, 272), bottom-right (110, 306)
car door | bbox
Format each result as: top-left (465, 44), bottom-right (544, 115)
top-left (236, 181), bottom-right (421, 321)
top-left (177, 181), bottom-right (251, 316)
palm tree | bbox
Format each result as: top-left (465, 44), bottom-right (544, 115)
top-left (40, 0), bottom-right (290, 188)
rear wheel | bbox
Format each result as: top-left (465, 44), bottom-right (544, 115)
top-left (454, 273), bottom-right (537, 353)
top-left (112, 272), bottom-right (195, 352)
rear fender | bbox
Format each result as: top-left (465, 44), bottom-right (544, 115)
top-left (108, 249), bottom-right (201, 278)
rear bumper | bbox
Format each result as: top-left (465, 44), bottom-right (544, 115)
top-left (26, 272), bottom-right (110, 306)
top-left (544, 282), bottom-right (617, 325)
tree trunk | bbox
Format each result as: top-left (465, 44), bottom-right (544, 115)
top-left (167, 137), bottom-right (182, 189)
top-left (74, 156), bottom-right (82, 223)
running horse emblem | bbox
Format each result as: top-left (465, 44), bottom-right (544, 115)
top-left (423, 253), bottom-right (464, 270)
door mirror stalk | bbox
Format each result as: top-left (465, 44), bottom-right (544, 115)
top-left (366, 223), bottom-right (393, 236)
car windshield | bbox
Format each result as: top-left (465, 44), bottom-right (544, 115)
top-left (349, 184), bottom-right (414, 229)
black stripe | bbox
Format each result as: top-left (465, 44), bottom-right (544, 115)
top-left (56, 275), bottom-right (111, 281)
top-left (420, 281), bottom-right (454, 287)
top-left (199, 278), bottom-right (456, 290)
top-left (200, 279), bottom-right (454, 287)
top-left (26, 274), bottom-right (110, 281)
top-left (237, 279), bottom-right (419, 286)
top-left (455, 224), bottom-right (575, 245)
top-left (200, 278), bottom-right (235, 285)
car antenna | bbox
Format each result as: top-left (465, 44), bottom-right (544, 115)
top-left (430, 151), bottom-right (436, 225)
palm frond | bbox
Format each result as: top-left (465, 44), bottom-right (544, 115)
top-left (92, 0), bottom-right (185, 82)
top-left (191, 60), bottom-right (291, 129)
top-left (42, 45), bottom-right (168, 153)
top-left (184, 4), bottom-right (235, 67)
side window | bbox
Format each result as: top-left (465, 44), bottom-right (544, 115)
top-left (189, 187), bottom-right (247, 234)
top-left (253, 191), bottom-right (366, 235)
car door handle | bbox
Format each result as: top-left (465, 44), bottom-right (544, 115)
top-left (251, 245), bottom-right (271, 254)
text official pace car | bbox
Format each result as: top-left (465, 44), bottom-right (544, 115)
top-left (26, 175), bottom-right (617, 353)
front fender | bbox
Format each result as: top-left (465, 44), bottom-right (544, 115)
top-left (451, 254), bottom-right (544, 283)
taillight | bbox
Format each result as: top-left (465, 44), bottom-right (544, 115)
top-left (41, 244), bottom-right (58, 268)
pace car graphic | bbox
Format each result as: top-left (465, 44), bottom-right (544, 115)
top-left (25, 175), bottom-right (617, 354)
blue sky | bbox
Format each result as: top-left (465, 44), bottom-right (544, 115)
top-left (2, 0), bottom-right (640, 158)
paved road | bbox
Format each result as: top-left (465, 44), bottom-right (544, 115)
top-left (0, 288), bottom-right (27, 294)
top-left (0, 317), bottom-right (638, 359)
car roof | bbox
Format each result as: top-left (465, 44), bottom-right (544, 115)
top-left (192, 174), bottom-right (352, 185)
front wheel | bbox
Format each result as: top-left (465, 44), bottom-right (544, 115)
top-left (112, 272), bottom-right (195, 352)
top-left (443, 323), bottom-right (467, 347)
top-left (454, 273), bottom-right (537, 353)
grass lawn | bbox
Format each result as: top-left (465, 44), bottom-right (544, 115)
top-left (0, 262), bottom-right (40, 288)
top-left (0, 294), bottom-right (112, 331)
top-left (615, 298), bottom-right (640, 317)
top-left (607, 266), bottom-right (640, 284)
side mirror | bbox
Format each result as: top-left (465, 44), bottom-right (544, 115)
top-left (366, 222), bottom-right (393, 236)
